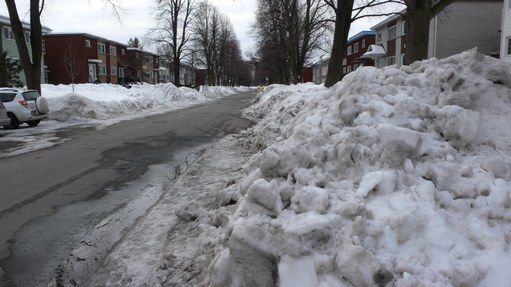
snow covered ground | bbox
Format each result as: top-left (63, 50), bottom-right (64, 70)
top-left (42, 83), bottom-right (248, 123)
top-left (48, 51), bottom-right (511, 286)
top-left (206, 51), bottom-right (511, 286)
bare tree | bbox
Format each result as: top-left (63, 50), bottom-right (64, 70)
top-left (147, 0), bottom-right (195, 86)
top-left (4, 0), bottom-right (45, 93)
top-left (254, 0), bottom-right (331, 84)
top-left (61, 42), bottom-right (83, 93)
top-left (192, 1), bottom-right (248, 86)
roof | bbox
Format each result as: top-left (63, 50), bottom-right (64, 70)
top-left (370, 10), bottom-right (405, 30)
top-left (0, 14), bottom-right (52, 32)
top-left (126, 47), bottom-right (159, 56)
top-left (361, 44), bottom-right (387, 59)
top-left (348, 30), bottom-right (376, 44)
top-left (45, 33), bottom-right (127, 47)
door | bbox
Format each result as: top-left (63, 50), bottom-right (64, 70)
top-left (88, 64), bottom-right (97, 83)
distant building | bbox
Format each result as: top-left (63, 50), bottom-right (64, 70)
top-left (312, 30), bottom-right (375, 84)
top-left (126, 47), bottom-right (160, 84)
top-left (368, 1), bottom-right (502, 68)
top-left (44, 33), bottom-right (162, 85)
top-left (0, 14), bottom-right (52, 85)
top-left (502, 0), bottom-right (511, 62)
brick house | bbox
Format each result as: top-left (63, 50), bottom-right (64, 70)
top-left (368, 0), bottom-right (502, 68)
top-left (312, 30), bottom-right (375, 84)
top-left (1, 14), bottom-right (52, 85)
top-left (44, 33), bottom-right (162, 85)
top-left (502, 0), bottom-right (511, 62)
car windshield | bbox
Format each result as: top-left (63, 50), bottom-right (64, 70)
top-left (22, 91), bottom-right (40, 101)
top-left (0, 93), bottom-right (17, 102)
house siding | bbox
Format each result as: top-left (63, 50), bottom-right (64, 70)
top-left (433, 1), bottom-right (502, 59)
top-left (502, 0), bottom-right (511, 62)
top-left (373, 1), bottom-right (502, 67)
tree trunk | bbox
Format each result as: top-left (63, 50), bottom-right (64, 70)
top-left (324, 0), bottom-right (353, 88)
top-left (403, 0), bottom-right (432, 65)
top-left (4, 0), bottom-right (43, 93)
top-left (173, 61), bottom-right (180, 86)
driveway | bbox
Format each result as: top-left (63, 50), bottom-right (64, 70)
top-left (0, 91), bottom-right (256, 287)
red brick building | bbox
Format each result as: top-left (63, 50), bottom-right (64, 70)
top-left (342, 31), bottom-right (376, 76)
top-left (44, 33), bottom-right (160, 85)
top-left (313, 31), bottom-right (376, 84)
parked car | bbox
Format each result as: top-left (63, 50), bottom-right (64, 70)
top-left (0, 88), bottom-right (49, 129)
top-left (0, 101), bottom-right (10, 127)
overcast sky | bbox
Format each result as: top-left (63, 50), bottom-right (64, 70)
top-left (0, 0), bottom-right (389, 57)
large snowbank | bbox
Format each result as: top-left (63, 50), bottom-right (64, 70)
top-left (42, 83), bottom-right (246, 122)
top-left (210, 52), bottom-right (511, 286)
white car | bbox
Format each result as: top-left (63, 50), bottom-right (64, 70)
top-left (0, 88), bottom-right (49, 129)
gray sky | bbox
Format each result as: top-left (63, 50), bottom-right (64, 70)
top-left (0, 0), bottom-right (389, 56)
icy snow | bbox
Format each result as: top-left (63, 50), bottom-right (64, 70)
top-left (205, 51), bottom-right (511, 286)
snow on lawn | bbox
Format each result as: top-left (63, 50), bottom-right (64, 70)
top-left (206, 51), bottom-right (511, 286)
top-left (42, 83), bottom-right (247, 122)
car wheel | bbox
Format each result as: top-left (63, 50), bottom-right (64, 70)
top-left (6, 113), bottom-right (20, 129)
top-left (27, 120), bottom-right (41, 127)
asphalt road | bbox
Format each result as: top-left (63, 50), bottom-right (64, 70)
top-left (0, 91), bottom-right (256, 287)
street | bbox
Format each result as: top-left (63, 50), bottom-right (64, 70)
top-left (0, 91), bottom-right (255, 287)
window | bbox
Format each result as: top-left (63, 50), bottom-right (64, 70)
top-left (342, 58), bottom-right (347, 65)
top-left (387, 56), bottom-right (396, 66)
top-left (354, 43), bottom-right (359, 53)
top-left (98, 43), bottom-right (106, 54)
top-left (85, 40), bottom-right (91, 47)
top-left (110, 65), bottom-right (117, 76)
top-left (0, 93), bottom-right (17, 102)
top-left (3, 27), bottom-right (14, 40)
top-left (343, 66), bottom-right (347, 74)
top-left (99, 65), bottom-right (107, 75)
top-left (119, 67), bottom-right (125, 78)
top-left (362, 39), bottom-right (366, 48)
top-left (22, 91), bottom-right (40, 101)
top-left (110, 46), bottom-right (117, 55)
top-left (402, 21), bottom-right (406, 36)
top-left (377, 33), bottom-right (382, 42)
top-left (121, 49), bottom-right (125, 55)
top-left (388, 25), bottom-right (397, 40)
top-left (347, 45), bottom-right (352, 55)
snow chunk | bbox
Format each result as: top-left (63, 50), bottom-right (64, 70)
top-left (278, 256), bottom-right (318, 287)
top-left (356, 170), bottom-right (397, 197)
top-left (246, 179), bottom-right (283, 216)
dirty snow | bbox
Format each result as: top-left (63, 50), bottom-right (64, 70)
top-left (203, 51), bottom-right (511, 286)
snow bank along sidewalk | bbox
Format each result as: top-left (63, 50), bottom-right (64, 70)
top-left (42, 83), bottom-right (249, 123)
top-left (205, 52), bottom-right (511, 286)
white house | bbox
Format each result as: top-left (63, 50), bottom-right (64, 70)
top-left (368, 1), bottom-right (503, 68)
top-left (502, 0), bottom-right (511, 62)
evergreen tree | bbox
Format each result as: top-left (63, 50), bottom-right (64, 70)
top-left (127, 37), bottom-right (141, 48)
top-left (0, 50), bottom-right (23, 87)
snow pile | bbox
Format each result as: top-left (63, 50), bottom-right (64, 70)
top-left (42, 83), bottom-right (247, 122)
top-left (199, 85), bottom-right (252, 98)
top-left (210, 52), bottom-right (511, 286)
